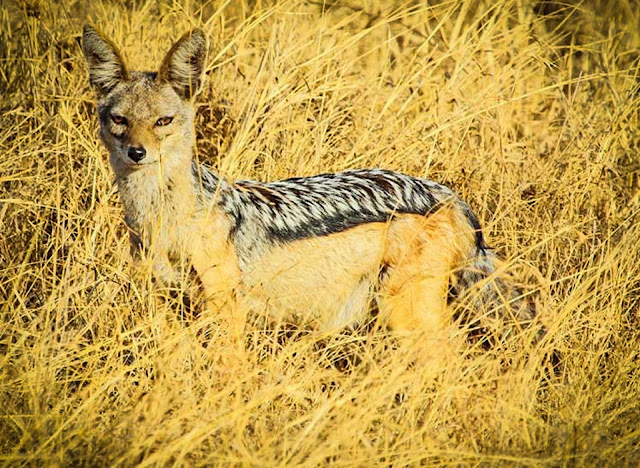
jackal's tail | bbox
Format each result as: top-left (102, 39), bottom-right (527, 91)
top-left (454, 250), bottom-right (535, 320)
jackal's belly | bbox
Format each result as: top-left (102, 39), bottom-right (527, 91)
top-left (240, 223), bottom-right (388, 330)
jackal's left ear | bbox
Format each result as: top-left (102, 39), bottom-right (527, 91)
top-left (159, 29), bottom-right (207, 100)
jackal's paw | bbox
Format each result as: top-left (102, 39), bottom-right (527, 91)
top-left (129, 257), bottom-right (178, 287)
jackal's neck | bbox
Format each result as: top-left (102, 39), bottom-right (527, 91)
top-left (189, 160), bottom-right (229, 200)
top-left (116, 160), bottom-right (200, 234)
top-left (116, 157), bottom-right (232, 233)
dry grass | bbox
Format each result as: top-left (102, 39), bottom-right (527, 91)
top-left (2, 0), bottom-right (640, 466)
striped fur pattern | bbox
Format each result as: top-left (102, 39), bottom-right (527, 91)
top-left (82, 25), bottom-right (535, 344)
top-left (194, 165), bottom-right (485, 267)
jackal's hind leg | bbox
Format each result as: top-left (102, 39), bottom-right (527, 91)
top-left (377, 266), bottom-right (450, 336)
top-left (376, 209), bottom-right (473, 361)
top-left (377, 264), bottom-right (457, 368)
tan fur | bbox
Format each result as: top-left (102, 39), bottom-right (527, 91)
top-left (188, 209), bottom-right (245, 340)
top-left (234, 206), bottom-right (475, 337)
top-left (241, 222), bottom-right (386, 330)
top-left (378, 207), bottom-right (474, 334)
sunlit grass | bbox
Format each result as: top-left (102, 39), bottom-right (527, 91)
top-left (1, 0), bottom-right (639, 465)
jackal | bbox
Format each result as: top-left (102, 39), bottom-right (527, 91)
top-left (82, 26), bottom-right (534, 343)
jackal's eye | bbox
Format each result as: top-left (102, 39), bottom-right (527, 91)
top-left (155, 116), bottom-right (174, 127)
top-left (110, 114), bottom-right (127, 125)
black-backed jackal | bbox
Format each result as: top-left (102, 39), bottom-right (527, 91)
top-left (82, 26), bottom-right (534, 348)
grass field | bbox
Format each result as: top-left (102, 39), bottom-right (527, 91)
top-left (2, 0), bottom-right (640, 465)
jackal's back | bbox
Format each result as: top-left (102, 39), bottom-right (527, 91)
top-left (194, 167), bottom-right (487, 262)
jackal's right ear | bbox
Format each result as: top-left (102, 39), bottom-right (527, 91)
top-left (81, 25), bottom-right (128, 96)
top-left (159, 29), bottom-right (207, 100)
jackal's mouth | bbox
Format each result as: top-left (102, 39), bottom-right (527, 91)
top-left (122, 159), bottom-right (158, 169)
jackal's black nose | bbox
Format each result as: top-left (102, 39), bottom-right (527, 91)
top-left (127, 146), bottom-right (146, 162)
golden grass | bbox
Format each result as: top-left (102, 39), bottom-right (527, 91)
top-left (2, 0), bottom-right (640, 465)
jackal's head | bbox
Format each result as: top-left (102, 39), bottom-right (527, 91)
top-left (82, 26), bottom-right (207, 177)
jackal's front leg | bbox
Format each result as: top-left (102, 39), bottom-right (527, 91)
top-left (190, 238), bottom-right (247, 351)
top-left (126, 230), bottom-right (202, 319)
top-left (200, 270), bottom-right (248, 356)
top-left (128, 230), bottom-right (180, 286)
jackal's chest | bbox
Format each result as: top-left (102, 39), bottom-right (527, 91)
top-left (118, 176), bottom-right (199, 257)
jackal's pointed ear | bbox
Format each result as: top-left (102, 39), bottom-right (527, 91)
top-left (159, 29), bottom-right (207, 100)
top-left (82, 25), bottom-right (128, 96)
